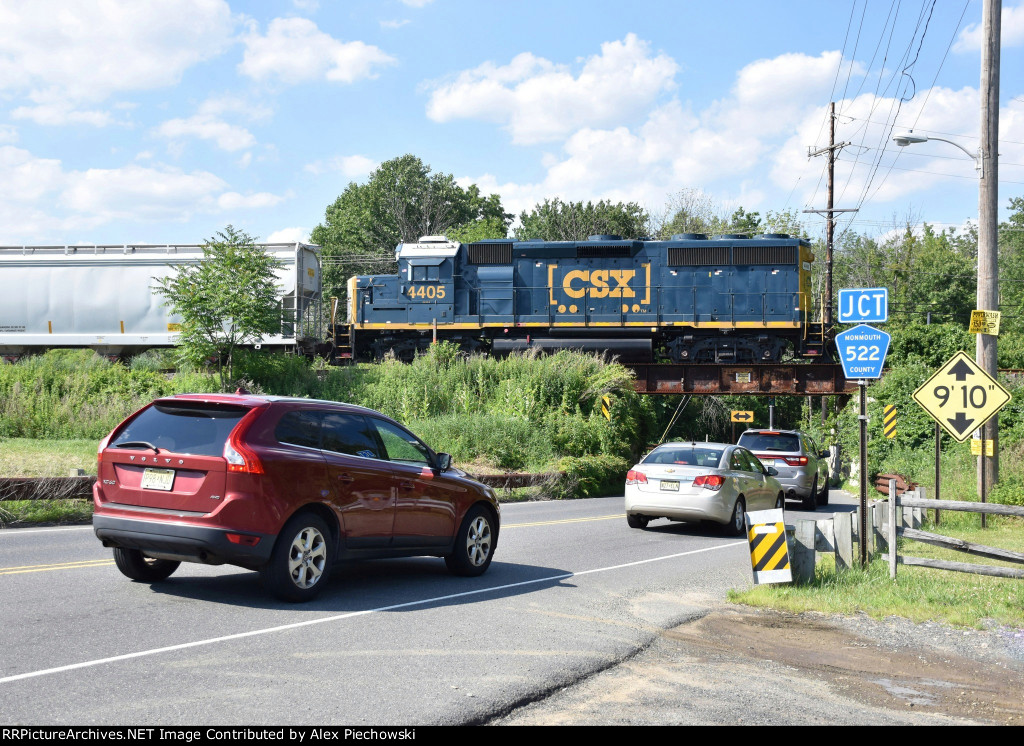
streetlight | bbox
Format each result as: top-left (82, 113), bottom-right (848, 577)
top-left (892, 130), bottom-right (983, 177)
top-left (891, 128), bottom-right (998, 507)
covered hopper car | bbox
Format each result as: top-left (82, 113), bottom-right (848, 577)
top-left (0, 243), bottom-right (322, 359)
top-left (341, 233), bottom-right (826, 364)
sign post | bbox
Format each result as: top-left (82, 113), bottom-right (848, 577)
top-left (835, 323), bottom-right (889, 565)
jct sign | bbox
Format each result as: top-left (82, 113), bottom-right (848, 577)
top-left (838, 288), bottom-right (888, 323)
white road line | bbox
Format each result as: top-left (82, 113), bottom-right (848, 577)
top-left (0, 540), bottom-right (745, 684)
top-left (0, 526), bottom-right (93, 536)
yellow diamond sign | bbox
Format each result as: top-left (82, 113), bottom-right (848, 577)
top-left (912, 351), bottom-right (1011, 442)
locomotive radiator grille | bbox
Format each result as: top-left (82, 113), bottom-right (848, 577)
top-left (667, 246), bottom-right (730, 266)
top-left (468, 243), bottom-right (513, 265)
top-left (732, 246), bottom-right (797, 265)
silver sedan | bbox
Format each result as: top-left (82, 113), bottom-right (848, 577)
top-left (624, 442), bottom-right (785, 535)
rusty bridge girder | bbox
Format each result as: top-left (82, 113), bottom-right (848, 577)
top-left (625, 363), bottom-right (857, 396)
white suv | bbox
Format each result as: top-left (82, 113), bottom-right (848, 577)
top-left (736, 429), bottom-right (830, 510)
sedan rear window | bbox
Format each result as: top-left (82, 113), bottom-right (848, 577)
top-left (738, 433), bottom-right (801, 452)
top-left (643, 447), bottom-right (725, 467)
top-left (111, 402), bottom-right (248, 456)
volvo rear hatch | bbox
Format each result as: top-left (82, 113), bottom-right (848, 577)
top-left (97, 400), bottom-right (254, 514)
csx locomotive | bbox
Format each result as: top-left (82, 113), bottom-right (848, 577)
top-left (343, 232), bottom-right (825, 364)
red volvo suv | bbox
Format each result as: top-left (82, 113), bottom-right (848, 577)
top-left (92, 394), bottom-right (500, 601)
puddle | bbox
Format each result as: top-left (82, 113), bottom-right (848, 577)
top-left (870, 678), bottom-right (938, 706)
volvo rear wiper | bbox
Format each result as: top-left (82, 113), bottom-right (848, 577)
top-left (114, 441), bottom-right (160, 453)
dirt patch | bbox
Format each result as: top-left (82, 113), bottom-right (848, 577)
top-left (493, 607), bottom-right (1024, 725)
top-left (672, 608), bottom-right (1024, 724)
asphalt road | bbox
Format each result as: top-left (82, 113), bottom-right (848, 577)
top-left (0, 492), bottom-right (857, 725)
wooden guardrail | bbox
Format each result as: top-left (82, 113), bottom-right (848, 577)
top-left (0, 476), bottom-right (94, 501)
top-left (471, 472), bottom-right (562, 491)
top-left (0, 473), bottom-right (562, 501)
top-left (883, 482), bottom-right (1024, 580)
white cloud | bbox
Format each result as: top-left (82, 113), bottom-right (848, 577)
top-left (448, 49), bottom-right (942, 222)
top-left (11, 100), bottom-right (116, 127)
top-left (156, 118), bottom-right (256, 152)
top-left (239, 17), bottom-right (396, 85)
top-left (381, 19), bottom-right (410, 30)
top-left (293, 0), bottom-right (319, 10)
top-left (0, 146), bottom-right (289, 242)
top-left (216, 192), bottom-right (285, 210)
top-left (955, 3), bottom-right (1024, 52)
top-left (425, 34), bottom-right (679, 144)
top-left (0, 125), bottom-right (18, 144)
top-left (400, 0), bottom-right (434, 6)
top-left (304, 154), bottom-right (378, 178)
top-left (154, 96), bottom-right (272, 152)
top-left (0, 146), bottom-right (65, 203)
top-left (769, 84), bottom-right (1024, 213)
top-left (0, 0), bottom-right (233, 110)
top-left (267, 227), bottom-right (310, 243)
top-left (61, 165), bottom-right (228, 219)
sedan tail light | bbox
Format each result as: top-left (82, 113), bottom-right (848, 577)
top-left (626, 470), bottom-right (648, 485)
top-left (693, 474), bottom-right (725, 491)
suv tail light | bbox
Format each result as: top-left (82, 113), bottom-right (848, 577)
top-left (97, 433), bottom-right (111, 469)
top-left (224, 408), bottom-right (265, 474)
top-left (626, 470), bottom-right (648, 485)
top-left (693, 474), bottom-right (725, 491)
top-left (782, 456), bottom-right (808, 466)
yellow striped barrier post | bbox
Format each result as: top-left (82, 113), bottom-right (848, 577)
top-left (883, 404), bottom-right (896, 439)
top-left (744, 508), bottom-right (792, 584)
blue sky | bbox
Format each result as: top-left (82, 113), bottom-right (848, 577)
top-left (1, 0), bottom-right (1022, 247)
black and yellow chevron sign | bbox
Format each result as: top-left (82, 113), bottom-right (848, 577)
top-left (745, 511), bottom-right (792, 584)
top-left (883, 404), bottom-right (896, 439)
top-left (601, 395), bottom-right (611, 420)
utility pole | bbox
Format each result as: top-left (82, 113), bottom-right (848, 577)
top-left (978, 0), bottom-right (1001, 502)
top-left (805, 102), bottom-right (856, 327)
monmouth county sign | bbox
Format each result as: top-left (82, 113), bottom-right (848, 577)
top-left (835, 324), bottom-right (890, 379)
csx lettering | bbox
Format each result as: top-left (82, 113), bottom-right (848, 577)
top-left (562, 270), bottom-right (636, 299)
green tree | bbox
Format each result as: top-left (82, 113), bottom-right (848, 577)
top-left (998, 197), bottom-right (1024, 367)
top-left (726, 207), bottom-right (762, 234)
top-left (311, 155), bottom-right (512, 300)
top-left (515, 198), bottom-right (650, 240)
top-left (656, 188), bottom-right (729, 237)
top-left (155, 226), bottom-right (284, 391)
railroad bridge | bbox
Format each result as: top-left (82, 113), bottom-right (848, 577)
top-left (625, 363), bottom-right (857, 395)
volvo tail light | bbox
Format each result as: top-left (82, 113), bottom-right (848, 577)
top-left (626, 470), bottom-right (648, 485)
top-left (693, 474), bottom-right (725, 491)
top-left (224, 408), bottom-right (265, 474)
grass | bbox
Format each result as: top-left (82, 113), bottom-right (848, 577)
top-left (730, 513), bottom-right (1024, 629)
top-left (0, 499), bottom-right (93, 527)
top-left (0, 437), bottom-right (98, 477)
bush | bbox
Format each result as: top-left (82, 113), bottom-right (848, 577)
top-left (2, 346), bottom-right (657, 499)
top-left (548, 454), bottom-right (629, 499)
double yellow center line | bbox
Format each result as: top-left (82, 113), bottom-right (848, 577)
top-left (0, 514), bottom-right (625, 575)
top-left (1, 559), bottom-right (114, 576)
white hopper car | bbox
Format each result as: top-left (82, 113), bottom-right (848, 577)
top-left (0, 243), bottom-right (322, 359)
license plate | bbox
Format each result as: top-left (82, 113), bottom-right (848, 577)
top-left (141, 468), bottom-right (175, 491)
top-left (660, 480), bottom-right (679, 491)
top-left (760, 458), bottom-right (775, 466)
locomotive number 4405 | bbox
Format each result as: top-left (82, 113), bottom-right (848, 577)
top-left (406, 284), bottom-right (447, 300)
